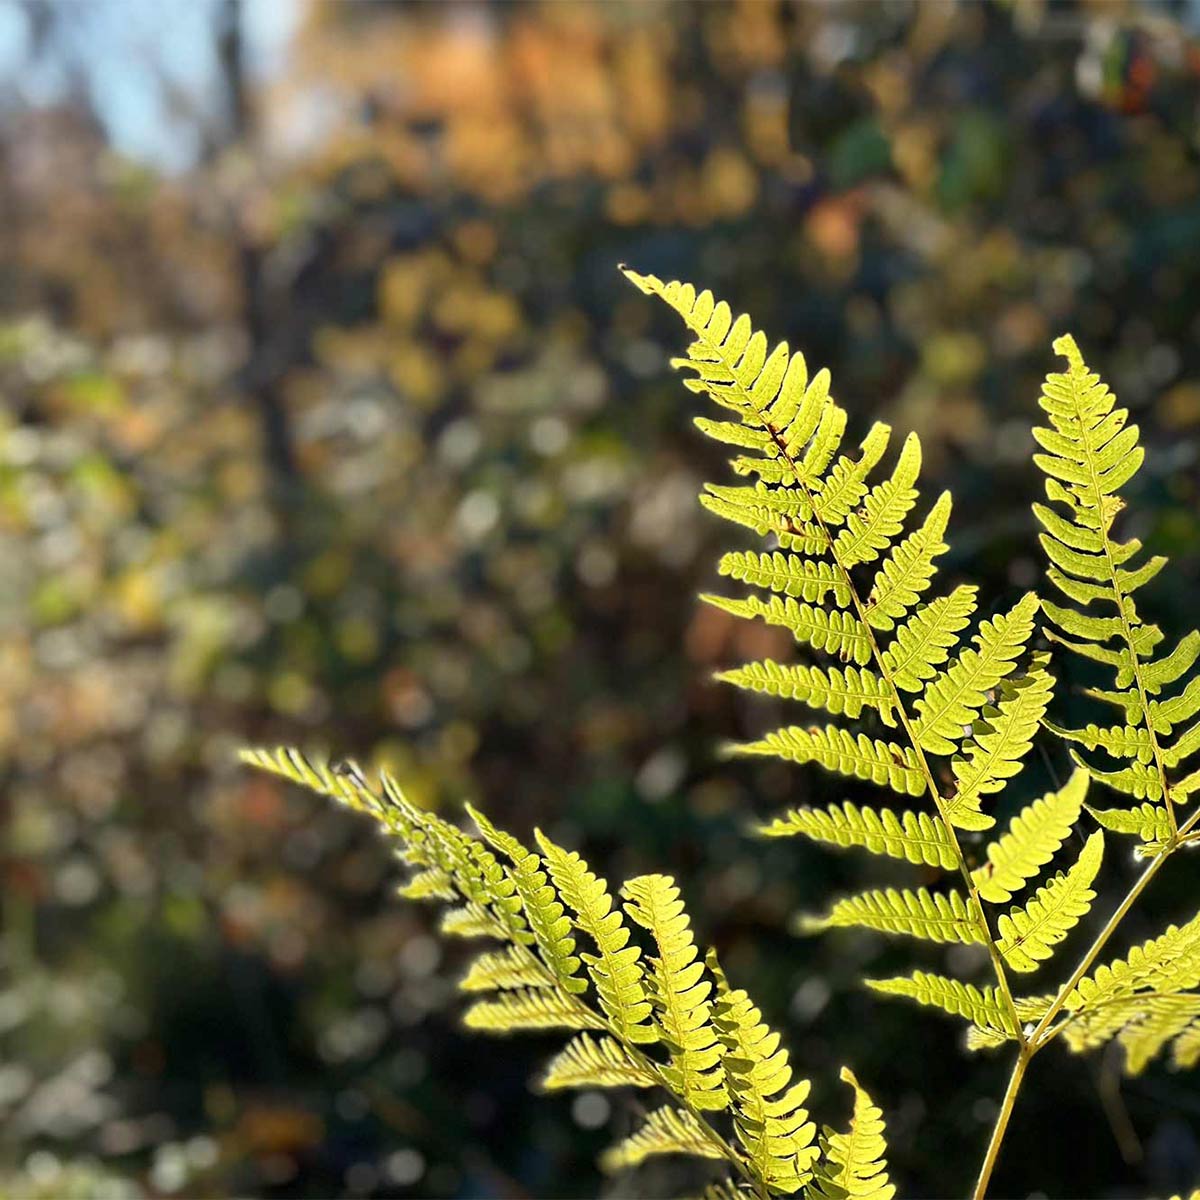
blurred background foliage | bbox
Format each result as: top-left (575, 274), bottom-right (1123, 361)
top-left (2, 1), bottom-right (1200, 1197)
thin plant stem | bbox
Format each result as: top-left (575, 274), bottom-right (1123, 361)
top-left (972, 1046), bottom-right (1029, 1200)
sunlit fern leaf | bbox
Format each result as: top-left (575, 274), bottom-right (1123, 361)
top-left (996, 832), bottom-right (1104, 973)
top-left (1172, 1018), bottom-right (1200, 1070)
top-left (876, 585), bottom-right (978, 695)
top-left (1084, 800), bottom-right (1174, 857)
top-left (463, 989), bottom-right (602, 1034)
top-left (399, 867), bottom-right (457, 902)
top-left (831, 433), bottom-right (922, 569)
top-left (622, 875), bottom-right (728, 1111)
top-left (708, 951), bottom-right (819, 1195)
top-left (911, 593), bottom-right (1039, 756)
top-left (972, 768), bottom-right (1089, 904)
top-left (702, 594), bottom-right (873, 666)
top-left (866, 972), bottom-right (1019, 1047)
top-left (441, 903), bottom-right (510, 941)
top-left (863, 491), bottom-right (952, 632)
top-left (600, 1107), bottom-right (729, 1173)
top-left (946, 656), bottom-right (1056, 832)
top-left (1119, 996), bottom-right (1200, 1074)
top-left (541, 1034), bottom-right (659, 1091)
top-left (1064, 912), bottom-right (1200, 1014)
top-left (460, 946), bottom-right (553, 993)
top-left (718, 551), bottom-right (849, 605)
top-left (468, 806), bottom-right (586, 993)
top-left (1032, 333), bottom-right (1200, 818)
top-left (759, 803), bottom-right (957, 870)
top-left (729, 726), bottom-right (925, 797)
top-left (801, 887), bottom-right (984, 946)
top-left (807, 1068), bottom-right (896, 1200)
top-left (535, 831), bottom-right (656, 1044)
top-left (717, 661), bottom-right (896, 726)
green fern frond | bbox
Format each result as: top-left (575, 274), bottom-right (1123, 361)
top-left (759, 802), bottom-right (957, 870)
top-left (996, 832), bottom-right (1104, 973)
top-left (600, 1107), bottom-right (729, 1172)
top-left (460, 946), bottom-right (553, 993)
top-left (945, 657), bottom-right (1056, 832)
top-left (1032, 334), bottom-right (1200, 826)
top-left (717, 661), bottom-right (896, 726)
top-left (535, 832), bottom-right (656, 1044)
top-left (807, 1068), bottom-right (896, 1200)
top-left (802, 887), bottom-right (984, 946)
top-left (880, 585), bottom-right (978, 693)
top-left (972, 768), bottom-right (1089, 904)
top-left (866, 972), bottom-right (1019, 1046)
top-left (701, 594), bottom-right (874, 666)
top-left (1084, 800), bottom-right (1174, 856)
top-left (863, 491), bottom-right (952, 631)
top-left (718, 550), bottom-right (849, 605)
top-left (730, 726), bottom-right (925, 797)
top-left (622, 874), bottom-right (727, 1111)
top-left (709, 952), bottom-right (819, 1194)
top-left (464, 989), bottom-right (602, 1034)
top-left (911, 593), bottom-right (1040, 755)
top-left (541, 1034), bottom-right (659, 1091)
top-left (399, 867), bottom-right (457, 902)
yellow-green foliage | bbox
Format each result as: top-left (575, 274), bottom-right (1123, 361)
top-left (1032, 335), bottom-right (1200, 845)
top-left (239, 747), bottom-right (893, 1199)
top-left (626, 269), bottom-right (1100, 1061)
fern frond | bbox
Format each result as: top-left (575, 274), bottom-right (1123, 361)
top-left (460, 946), bottom-right (553, 993)
top-left (718, 550), bottom-right (848, 605)
top-left (807, 1068), bottom-right (896, 1200)
top-left (866, 972), bottom-right (1020, 1046)
top-left (911, 593), bottom-right (1040, 755)
top-left (831, 433), bottom-right (922, 568)
top-left (1032, 333), bottom-right (1200, 826)
top-left (1084, 800), bottom-right (1174, 856)
top-left (972, 768), bottom-right (1089, 904)
top-left (802, 887), bottom-right (984, 946)
top-left (759, 802), bottom-right (957, 870)
top-left (709, 952), bottom-right (819, 1194)
top-left (541, 1034), bottom-right (659, 1091)
top-left (622, 874), bottom-right (727, 1111)
top-left (463, 989), bottom-right (602, 1034)
top-left (945, 657), bottom-right (1056, 831)
top-left (701, 594), bottom-right (873, 666)
top-left (880, 584), bottom-right (978, 693)
top-left (863, 491), bottom-right (952, 632)
top-left (730, 726), bottom-right (925, 797)
top-left (600, 1107), bottom-right (728, 1172)
top-left (534, 832), bottom-right (656, 1044)
top-left (717, 661), bottom-right (896, 726)
top-left (996, 832), bottom-right (1104, 973)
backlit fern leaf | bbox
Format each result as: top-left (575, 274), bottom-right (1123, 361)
top-left (972, 769), bottom-right (1089, 904)
top-left (945, 657), bottom-right (1056, 832)
top-left (1032, 334), bottom-right (1200, 835)
top-left (541, 1034), bottom-right (658, 1091)
top-left (801, 888), bottom-right (984, 946)
top-left (460, 946), bottom-right (553, 993)
top-left (535, 832), bottom-right (656, 1044)
top-left (866, 972), bottom-right (1019, 1047)
top-left (807, 1068), bottom-right (896, 1200)
top-left (600, 1107), bottom-right (728, 1172)
top-left (759, 803), bottom-right (957, 870)
top-left (996, 832), bottom-right (1104, 973)
top-left (717, 661), bottom-right (896, 725)
top-left (464, 989), bottom-right (602, 1034)
top-left (709, 952), bottom-right (819, 1194)
top-left (730, 726), bottom-right (925, 797)
top-left (623, 874), bottom-right (727, 1111)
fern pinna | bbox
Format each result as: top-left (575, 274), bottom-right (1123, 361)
top-left (240, 748), bottom-right (894, 1200)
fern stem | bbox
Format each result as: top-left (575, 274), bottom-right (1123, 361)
top-left (971, 1046), bottom-right (1029, 1200)
top-left (757, 422), bottom-right (1025, 1041)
